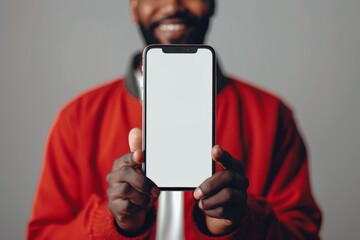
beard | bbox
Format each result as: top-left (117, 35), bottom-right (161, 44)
top-left (137, 12), bottom-right (211, 45)
top-left (139, 22), bottom-right (160, 45)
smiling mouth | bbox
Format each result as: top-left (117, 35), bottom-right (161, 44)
top-left (152, 18), bottom-right (195, 43)
top-left (158, 23), bottom-right (186, 32)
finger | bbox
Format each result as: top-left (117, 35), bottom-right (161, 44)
top-left (199, 188), bottom-right (246, 210)
top-left (107, 166), bottom-right (160, 198)
top-left (107, 182), bottom-right (154, 208)
top-left (109, 198), bottom-right (144, 216)
top-left (129, 128), bottom-right (142, 152)
top-left (203, 205), bottom-right (245, 221)
top-left (212, 145), bottom-right (244, 173)
top-left (194, 170), bottom-right (248, 200)
top-left (112, 150), bottom-right (144, 171)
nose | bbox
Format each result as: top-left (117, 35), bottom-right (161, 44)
top-left (161, 0), bottom-right (185, 15)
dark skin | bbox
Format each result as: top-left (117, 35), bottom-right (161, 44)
top-left (107, 0), bottom-right (249, 236)
top-left (194, 145), bottom-right (248, 235)
top-left (130, 0), bottom-right (214, 45)
top-left (107, 129), bottom-right (159, 233)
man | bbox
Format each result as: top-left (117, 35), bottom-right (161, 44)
top-left (28, 0), bottom-right (322, 239)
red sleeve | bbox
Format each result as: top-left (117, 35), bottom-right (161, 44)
top-left (27, 108), bottom-right (155, 240)
top-left (192, 106), bottom-right (322, 239)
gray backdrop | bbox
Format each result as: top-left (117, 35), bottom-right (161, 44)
top-left (1, 1), bottom-right (359, 239)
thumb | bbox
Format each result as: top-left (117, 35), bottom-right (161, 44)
top-left (211, 145), bottom-right (244, 174)
top-left (129, 128), bottom-right (142, 152)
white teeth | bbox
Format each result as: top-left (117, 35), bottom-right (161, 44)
top-left (159, 23), bottom-right (185, 31)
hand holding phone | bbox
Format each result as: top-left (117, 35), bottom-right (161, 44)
top-left (106, 128), bottom-right (160, 233)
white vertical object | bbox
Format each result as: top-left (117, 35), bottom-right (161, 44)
top-left (156, 191), bottom-right (184, 240)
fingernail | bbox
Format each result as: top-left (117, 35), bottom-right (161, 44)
top-left (193, 188), bottom-right (203, 200)
top-left (151, 187), bottom-right (160, 198)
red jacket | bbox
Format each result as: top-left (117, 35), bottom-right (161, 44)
top-left (28, 69), bottom-right (321, 239)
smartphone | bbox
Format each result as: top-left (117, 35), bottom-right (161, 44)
top-left (143, 45), bottom-right (216, 190)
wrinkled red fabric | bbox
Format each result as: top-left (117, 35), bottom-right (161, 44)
top-left (28, 78), bottom-right (321, 239)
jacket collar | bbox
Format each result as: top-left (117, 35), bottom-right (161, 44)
top-left (125, 52), bottom-right (228, 100)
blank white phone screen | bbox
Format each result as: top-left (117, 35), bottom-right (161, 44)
top-left (144, 47), bottom-right (214, 189)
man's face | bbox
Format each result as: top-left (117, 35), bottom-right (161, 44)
top-left (130, 0), bottom-right (215, 45)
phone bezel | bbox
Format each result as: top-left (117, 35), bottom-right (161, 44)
top-left (143, 44), bottom-right (216, 191)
